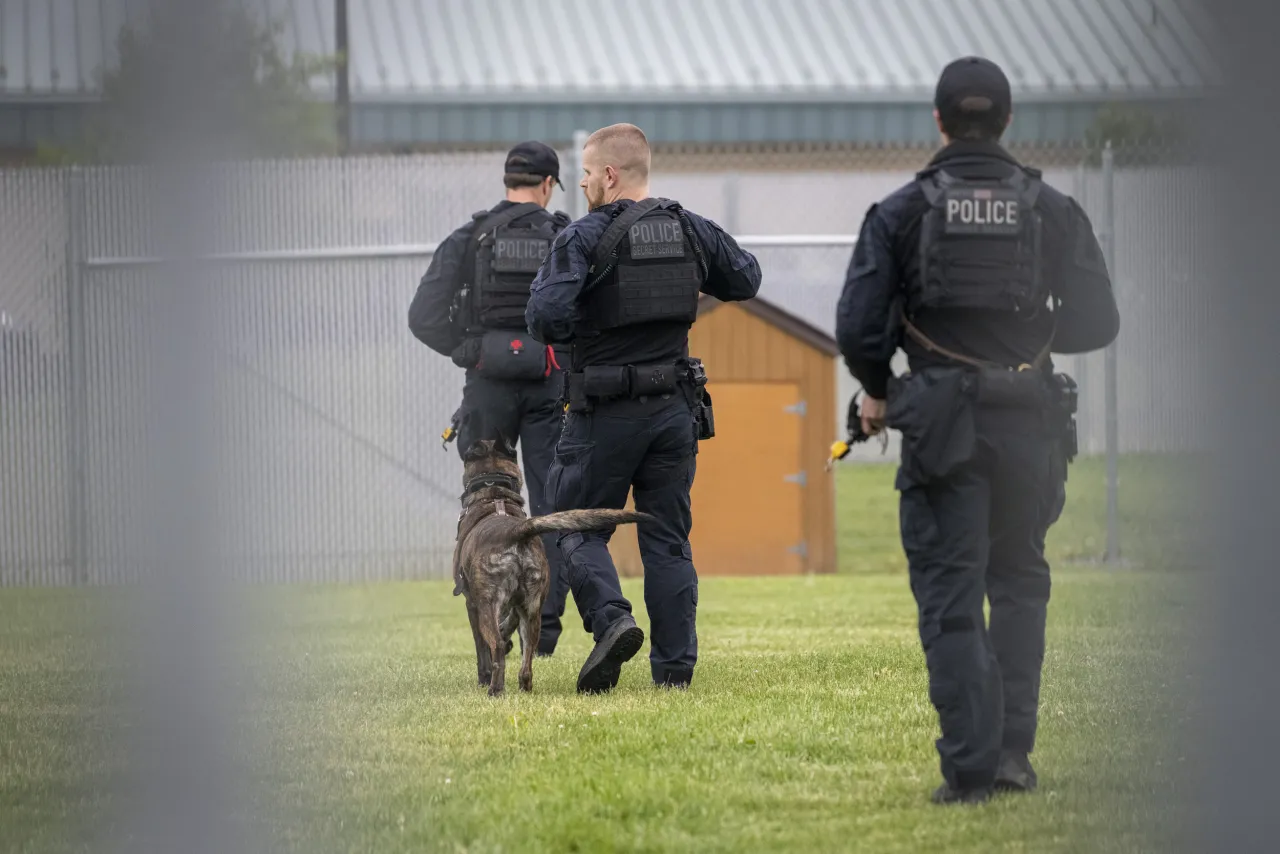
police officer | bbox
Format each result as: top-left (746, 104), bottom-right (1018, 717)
top-left (835, 57), bottom-right (1120, 804)
top-left (408, 141), bottom-right (576, 657)
top-left (526, 123), bottom-right (762, 694)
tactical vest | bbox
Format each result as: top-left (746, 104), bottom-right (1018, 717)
top-left (466, 202), bottom-right (565, 331)
top-left (581, 198), bottom-right (706, 333)
top-left (913, 167), bottom-right (1046, 316)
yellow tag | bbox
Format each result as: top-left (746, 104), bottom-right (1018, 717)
top-left (442, 427), bottom-right (455, 441)
top-left (829, 441), bottom-right (849, 460)
top-left (1017, 363), bottom-right (1032, 372)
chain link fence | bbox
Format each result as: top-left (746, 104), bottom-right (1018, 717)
top-left (0, 140), bottom-right (1204, 586)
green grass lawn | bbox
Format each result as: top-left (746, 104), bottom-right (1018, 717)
top-left (837, 453), bottom-right (1199, 573)
top-left (1, 453), bottom-right (1198, 854)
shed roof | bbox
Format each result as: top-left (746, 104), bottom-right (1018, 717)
top-left (698, 294), bottom-right (840, 358)
top-left (0, 0), bottom-right (1222, 102)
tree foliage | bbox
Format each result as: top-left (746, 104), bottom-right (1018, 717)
top-left (1083, 102), bottom-right (1189, 166)
top-left (38, 6), bottom-right (340, 165)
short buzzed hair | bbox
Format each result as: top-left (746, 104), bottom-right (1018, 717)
top-left (503, 172), bottom-right (546, 190)
top-left (584, 123), bottom-right (650, 182)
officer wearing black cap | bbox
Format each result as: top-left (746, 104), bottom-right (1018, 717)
top-left (526, 122), bottom-right (761, 694)
top-left (835, 57), bottom-right (1120, 804)
top-left (409, 140), bottom-right (576, 657)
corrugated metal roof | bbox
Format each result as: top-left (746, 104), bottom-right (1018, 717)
top-left (0, 0), bottom-right (1221, 101)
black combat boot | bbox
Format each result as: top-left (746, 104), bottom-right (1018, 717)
top-left (931, 783), bottom-right (993, 805)
top-left (576, 616), bottom-right (645, 694)
top-left (994, 751), bottom-right (1038, 793)
top-left (654, 668), bottom-right (693, 690)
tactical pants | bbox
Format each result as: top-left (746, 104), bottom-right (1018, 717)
top-left (456, 368), bottom-right (571, 653)
top-left (545, 394), bottom-right (699, 685)
top-left (897, 407), bottom-right (1067, 792)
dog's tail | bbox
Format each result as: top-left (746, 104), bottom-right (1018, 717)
top-left (512, 509), bottom-right (653, 542)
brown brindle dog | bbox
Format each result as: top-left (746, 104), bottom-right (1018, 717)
top-left (453, 438), bottom-right (650, 696)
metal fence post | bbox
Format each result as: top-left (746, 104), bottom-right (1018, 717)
top-left (722, 172), bottom-right (740, 233)
top-left (568, 129), bottom-right (588, 220)
top-left (1072, 160), bottom-right (1091, 445)
top-left (1101, 141), bottom-right (1121, 564)
top-left (64, 166), bottom-right (88, 585)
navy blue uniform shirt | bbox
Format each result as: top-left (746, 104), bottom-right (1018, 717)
top-left (525, 199), bottom-right (762, 362)
top-left (407, 206), bottom-right (494, 358)
top-left (836, 140), bottom-right (1121, 399)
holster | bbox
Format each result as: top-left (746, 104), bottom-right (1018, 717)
top-left (684, 357), bottom-right (715, 440)
top-left (1047, 372), bottom-right (1080, 464)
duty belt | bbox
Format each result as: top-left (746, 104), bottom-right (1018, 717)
top-left (563, 360), bottom-right (702, 412)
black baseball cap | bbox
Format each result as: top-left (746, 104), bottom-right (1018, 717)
top-left (934, 56), bottom-right (1012, 127)
top-left (505, 141), bottom-right (564, 189)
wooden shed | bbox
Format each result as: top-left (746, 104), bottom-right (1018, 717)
top-left (608, 294), bottom-right (840, 577)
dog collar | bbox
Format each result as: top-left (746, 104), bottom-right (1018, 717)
top-left (461, 473), bottom-right (522, 500)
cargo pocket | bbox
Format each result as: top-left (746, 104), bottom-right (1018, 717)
top-left (1040, 445), bottom-right (1068, 529)
top-left (898, 484), bottom-right (940, 557)
top-left (887, 370), bottom-right (977, 484)
top-left (545, 438), bottom-right (594, 511)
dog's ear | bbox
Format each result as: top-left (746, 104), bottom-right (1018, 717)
top-left (462, 439), bottom-right (493, 462)
top-left (499, 434), bottom-right (518, 460)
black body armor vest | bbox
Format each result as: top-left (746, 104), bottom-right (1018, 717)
top-left (581, 198), bottom-right (706, 333)
top-left (913, 167), bottom-right (1046, 316)
top-left (466, 202), bottom-right (565, 331)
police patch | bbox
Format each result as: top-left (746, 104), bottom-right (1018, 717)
top-left (627, 214), bottom-right (686, 260)
top-left (492, 236), bottom-right (550, 273)
top-left (943, 187), bottom-right (1022, 236)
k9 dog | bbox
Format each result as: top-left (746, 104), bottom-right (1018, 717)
top-left (453, 439), bottom-right (650, 696)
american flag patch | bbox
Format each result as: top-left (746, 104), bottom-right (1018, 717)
top-left (973, 189), bottom-right (992, 199)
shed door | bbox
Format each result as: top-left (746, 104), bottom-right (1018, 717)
top-left (606, 381), bottom-right (807, 578)
top-left (688, 382), bottom-right (805, 576)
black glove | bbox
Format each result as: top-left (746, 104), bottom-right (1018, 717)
top-left (451, 338), bottom-right (481, 369)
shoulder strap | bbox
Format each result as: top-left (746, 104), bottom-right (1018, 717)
top-left (590, 198), bottom-right (664, 271)
top-left (919, 170), bottom-right (955, 206)
top-left (1010, 168), bottom-right (1043, 208)
top-left (472, 202), bottom-right (544, 243)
